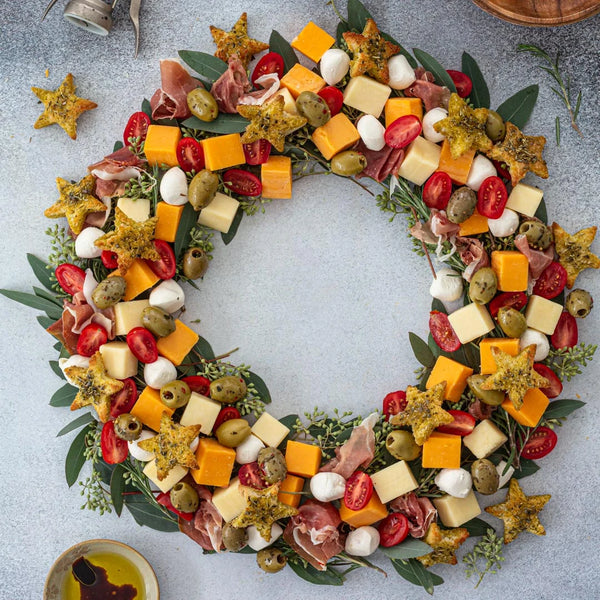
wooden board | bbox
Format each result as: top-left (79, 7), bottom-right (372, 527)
top-left (471, 0), bottom-right (600, 25)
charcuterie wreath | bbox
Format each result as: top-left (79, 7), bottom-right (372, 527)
top-left (6, 0), bottom-right (599, 593)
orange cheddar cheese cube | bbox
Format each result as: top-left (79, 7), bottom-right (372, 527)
top-left (339, 490), bottom-right (388, 527)
top-left (285, 440), bottom-right (322, 477)
top-left (438, 140), bottom-right (476, 185)
top-left (479, 338), bottom-right (520, 374)
top-left (422, 432), bottom-right (461, 469)
top-left (291, 22), bottom-right (335, 63)
top-left (130, 387), bottom-right (174, 432)
top-left (156, 319), bottom-right (199, 366)
top-left (311, 113), bottom-right (360, 161)
top-left (384, 97), bottom-right (423, 128)
top-left (155, 202), bottom-right (184, 243)
top-left (120, 259), bottom-right (160, 301)
top-left (191, 438), bottom-right (236, 487)
top-left (278, 474), bottom-right (304, 508)
top-left (502, 388), bottom-right (549, 427)
top-left (459, 209), bottom-right (489, 237)
top-left (426, 356), bottom-right (473, 403)
top-left (201, 133), bottom-right (245, 171)
top-left (280, 63), bottom-right (326, 99)
top-left (144, 125), bottom-right (181, 167)
top-left (491, 250), bottom-right (529, 292)
top-left (261, 155), bottom-right (292, 199)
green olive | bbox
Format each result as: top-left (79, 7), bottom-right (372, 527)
top-left (188, 169), bottom-right (219, 210)
top-left (497, 306), bottom-right (527, 337)
top-left (91, 276), bottom-right (126, 309)
top-left (216, 418), bottom-right (251, 448)
top-left (187, 88), bottom-right (219, 122)
top-left (182, 247), bottom-right (209, 280)
top-left (330, 150), bottom-right (367, 176)
top-left (257, 447), bottom-right (287, 484)
top-left (446, 187), bottom-right (477, 224)
top-left (113, 413), bottom-right (142, 441)
top-left (210, 376), bottom-right (247, 404)
top-left (471, 459), bottom-right (499, 495)
top-left (518, 220), bottom-right (553, 250)
top-left (385, 430), bottom-right (421, 461)
top-left (256, 548), bottom-right (287, 573)
top-left (169, 481), bottom-right (199, 513)
top-left (141, 306), bottom-right (176, 338)
top-left (566, 289), bottom-right (593, 318)
top-left (222, 522), bottom-right (248, 552)
top-left (467, 374), bottom-right (505, 406)
top-left (295, 91), bottom-right (331, 127)
top-left (485, 110), bottom-right (506, 142)
top-left (160, 380), bottom-right (192, 409)
top-left (469, 267), bottom-right (498, 305)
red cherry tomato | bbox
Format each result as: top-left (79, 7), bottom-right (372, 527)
top-left (214, 406), bottom-right (241, 431)
top-left (532, 262), bottom-right (567, 300)
top-left (423, 171), bottom-right (452, 210)
top-left (317, 86), bottom-right (344, 116)
top-left (437, 410), bottom-right (476, 435)
top-left (520, 426), bottom-right (557, 460)
top-left (100, 250), bottom-right (119, 270)
top-left (182, 375), bottom-right (211, 396)
top-left (477, 176), bottom-right (508, 219)
top-left (76, 323), bottom-right (108, 357)
top-left (100, 421), bottom-right (128, 464)
top-left (146, 239), bottom-right (177, 279)
top-left (533, 364), bottom-right (563, 399)
top-left (344, 471), bottom-right (373, 511)
top-left (176, 137), bottom-right (205, 173)
top-left (238, 462), bottom-right (268, 489)
top-left (251, 52), bottom-right (284, 85)
top-left (110, 378), bottom-right (139, 418)
top-left (157, 492), bottom-right (194, 521)
top-left (492, 160), bottom-right (511, 181)
top-left (243, 139), bottom-right (272, 165)
top-left (446, 70), bottom-right (473, 98)
top-left (123, 111), bottom-right (151, 146)
top-left (382, 391), bottom-right (407, 421)
top-left (126, 327), bottom-right (158, 363)
top-left (429, 310), bottom-right (461, 352)
top-left (551, 311), bottom-right (578, 349)
top-left (488, 292), bottom-right (528, 319)
top-left (223, 169), bottom-right (262, 197)
top-left (55, 263), bottom-right (86, 296)
top-left (378, 513), bottom-right (409, 547)
top-left (384, 115), bottom-right (422, 149)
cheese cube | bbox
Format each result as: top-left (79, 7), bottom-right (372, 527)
top-left (491, 251), bottom-right (529, 292)
top-left (120, 259), bottom-right (160, 301)
top-left (280, 63), bottom-right (326, 99)
top-left (291, 21), bottom-right (335, 62)
top-left (285, 440), bottom-right (322, 477)
top-left (396, 136), bottom-right (442, 185)
top-left (261, 155), bottom-right (292, 199)
top-left (191, 438), bottom-right (236, 487)
top-left (271, 87), bottom-right (298, 114)
top-left (339, 490), bottom-right (388, 527)
top-left (144, 125), bottom-right (181, 167)
top-left (434, 490), bottom-right (481, 527)
top-left (278, 474), bottom-right (305, 508)
top-left (143, 460), bottom-right (187, 493)
top-left (155, 202), bottom-right (185, 243)
top-left (113, 300), bottom-right (149, 336)
top-left (311, 113), bottom-right (360, 161)
top-left (343, 75), bottom-right (391, 117)
top-left (458, 210), bottom-right (489, 236)
top-left (502, 388), bottom-right (549, 427)
top-left (448, 302), bottom-right (494, 344)
top-left (116, 197), bottom-right (150, 222)
top-left (370, 460), bottom-right (418, 504)
top-left (422, 432), bottom-right (462, 469)
top-left (384, 97), bottom-right (423, 128)
top-left (180, 392), bottom-right (222, 434)
top-left (479, 338), bottom-right (520, 374)
top-left (130, 387), bottom-right (174, 432)
top-left (197, 192), bottom-right (240, 233)
top-left (212, 477), bottom-right (248, 522)
top-left (99, 341), bottom-right (138, 380)
top-left (156, 319), bottom-right (199, 366)
top-left (426, 356), bottom-right (473, 403)
top-left (437, 140), bottom-right (476, 185)
top-left (251, 412), bottom-right (290, 448)
top-left (200, 133), bottom-right (245, 171)
top-left (463, 419), bottom-right (508, 458)
top-left (525, 295), bottom-right (563, 335)
top-left (506, 183), bottom-right (544, 217)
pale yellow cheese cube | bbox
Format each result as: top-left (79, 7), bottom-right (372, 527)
top-left (505, 183), bottom-right (543, 217)
top-left (525, 294), bottom-right (563, 335)
top-left (396, 136), bottom-right (441, 185)
top-left (114, 299), bottom-right (150, 336)
top-left (447, 302), bottom-right (494, 344)
top-left (197, 192), bottom-right (240, 234)
top-left (463, 419), bottom-right (508, 459)
top-left (272, 87), bottom-right (298, 115)
top-left (343, 75), bottom-right (391, 118)
top-left (143, 460), bottom-right (188, 493)
top-left (99, 341), bottom-right (138, 379)
top-left (180, 392), bottom-right (222, 435)
top-left (250, 412), bottom-right (290, 448)
top-left (212, 477), bottom-right (247, 522)
top-left (370, 460), bottom-right (418, 504)
top-left (433, 490), bottom-right (481, 527)
top-left (116, 197), bottom-right (150, 222)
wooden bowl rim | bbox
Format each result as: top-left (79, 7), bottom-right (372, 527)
top-left (471, 0), bottom-right (600, 25)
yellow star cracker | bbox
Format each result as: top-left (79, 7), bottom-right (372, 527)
top-left (209, 13), bottom-right (269, 68)
top-left (417, 522), bottom-right (469, 567)
top-left (552, 222), bottom-right (600, 289)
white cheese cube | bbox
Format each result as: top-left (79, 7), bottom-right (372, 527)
top-left (180, 392), bottom-right (222, 435)
top-left (116, 197), bottom-right (150, 222)
top-left (251, 412), bottom-right (290, 448)
top-left (273, 87), bottom-right (298, 114)
top-left (525, 294), bottom-right (563, 335)
top-left (235, 434), bottom-right (265, 464)
top-left (143, 460), bottom-right (187, 493)
top-left (433, 490), bottom-right (481, 527)
top-left (197, 192), bottom-right (240, 234)
top-left (463, 419), bottom-right (508, 459)
top-left (343, 75), bottom-right (391, 118)
top-left (396, 136), bottom-right (441, 185)
top-left (447, 302), bottom-right (494, 344)
top-left (99, 341), bottom-right (138, 379)
top-left (247, 524), bottom-right (283, 551)
top-left (114, 300), bottom-right (150, 336)
top-left (212, 477), bottom-right (247, 522)
top-left (370, 460), bottom-right (418, 504)
top-left (496, 460), bottom-right (515, 488)
top-left (505, 183), bottom-right (543, 217)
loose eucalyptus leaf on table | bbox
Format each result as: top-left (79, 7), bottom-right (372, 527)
top-left (413, 49), bottom-right (457, 94)
top-left (178, 50), bottom-right (227, 86)
top-left (496, 84), bottom-right (539, 129)
top-left (461, 51), bottom-right (490, 109)
top-left (390, 558), bottom-right (444, 595)
top-left (269, 30), bottom-right (299, 73)
top-left (65, 423), bottom-right (95, 487)
top-left (182, 113), bottom-right (249, 134)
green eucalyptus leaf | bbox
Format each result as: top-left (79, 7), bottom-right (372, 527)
top-left (178, 50), bottom-right (227, 85)
top-left (50, 383), bottom-right (77, 407)
top-left (381, 33), bottom-right (418, 69)
top-left (0, 289), bottom-right (63, 320)
top-left (141, 98), bottom-right (152, 118)
top-left (288, 560), bottom-right (344, 586)
top-left (279, 413), bottom-right (299, 444)
top-left (244, 370), bottom-right (272, 404)
top-left (430, 298), bottom-right (447, 314)
top-left (124, 495), bottom-right (179, 531)
top-left (38, 315), bottom-right (56, 330)
top-left (513, 458), bottom-right (540, 479)
top-left (221, 208), bottom-right (244, 245)
top-left (174, 203), bottom-right (198, 261)
top-left (462, 517), bottom-right (495, 536)
top-left (380, 539), bottom-right (432, 560)
top-left (409, 332), bottom-right (436, 368)
top-left (461, 52), bottom-right (490, 109)
top-left (347, 0), bottom-right (373, 31)
top-left (57, 413), bottom-right (95, 437)
top-left (33, 286), bottom-right (63, 307)
top-left (496, 84), bottom-right (539, 129)
top-left (534, 198), bottom-right (548, 224)
top-left (194, 336), bottom-right (215, 361)
top-left (96, 461), bottom-right (116, 486)
top-left (269, 30), bottom-right (299, 73)
top-left (49, 360), bottom-right (65, 379)
top-left (113, 141), bottom-right (124, 152)
top-left (336, 21), bottom-right (350, 47)
top-left (27, 253), bottom-right (55, 291)
top-left (390, 558), bottom-right (443, 595)
top-left (412, 49), bottom-right (457, 93)
top-left (65, 423), bottom-right (94, 487)
top-left (110, 464), bottom-right (127, 517)
top-left (181, 113), bottom-right (249, 134)
top-left (543, 399), bottom-right (585, 420)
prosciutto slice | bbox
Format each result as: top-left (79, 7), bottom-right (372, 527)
top-left (356, 140), bottom-right (404, 182)
top-left (389, 492), bottom-right (437, 538)
top-left (404, 68), bottom-right (450, 112)
top-left (210, 56), bottom-right (252, 113)
top-left (455, 235), bottom-right (489, 281)
top-left (514, 234), bottom-right (554, 279)
top-left (179, 483), bottom-right (224, 552)
top-left (238, 73), bottom-right (281, 106)
top-left (150, 59), bottom-right (200, 121)
top-left (468, 399), bottom-right (495, 421)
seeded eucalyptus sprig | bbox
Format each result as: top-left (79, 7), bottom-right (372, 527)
top-left (463, 528), bottom-right (505, 588)
top-left (544, 343), bottom-right (597, 381)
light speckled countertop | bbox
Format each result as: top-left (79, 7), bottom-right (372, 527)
top-left (1, 1), bottom-right (599, 599)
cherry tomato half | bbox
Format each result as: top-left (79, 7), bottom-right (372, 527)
top-left (477, 176), bottom-right (508, 219)
top-left (446, 70), bottom-right (473, 98)
top-left (110, 378), bottom-right (139, 418)
top-left (126, 327), bottom-right (158, 363)
top-left (551, 311), bottom-right (578, 349)
top-left (344, 472), bottom-right (373, 511)
top-left (182, 375), bottom-right (211, 396)
top-left (238, 462), bottom-right (268, 489)
top-left (317, 86), bottom-right (344, 116)
top-left (429, 310), bottom-right (461, 352)
top-left (382, 390), bottom-right (407, 421)
top-left (251, 52), bottom-right (284, 85)
top-left (492, 160), bottom-right (511, 182)
top-left (123, 111), bottom-right (151, 146)
top-left (214, 406), bottom-right (241, 431)
top-left (384, 115), bottom-right (422, 149)
top-left (532, 262), bottom-right (567, 300)
top-left (243, 139), bottom-right (272, 165)
top-left (157, 491), bottom-right (194, 521)
top-left (378, 513), bottom-right (409, 547)
top-left (533, 364), bottom-right (563, 399)
top-left (76, 323), bottom-right (108, 357)
top-left (176, 137), bottom-right (205, 173)
top-left (100, 421), bottom-right (128, 464)
top-left (146, 239), bottom-right (177, 280)
top-left (488, 291), bottom-right (528, 319)
top-left (437, 410), bottom-right (476, 436)
top-left (55, 263), bottom-right (86, 296)
top-left (423, 171), bottom-right (452, 210)
top-left (520, 426), bottom-right (557, 460)
top-left (223, 169), bottom-right (262, 197)
top-left (100, 250), bottom-right (119, 270)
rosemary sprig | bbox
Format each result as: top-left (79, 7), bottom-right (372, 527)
top-left (463, 529), bottom-right (505, 588)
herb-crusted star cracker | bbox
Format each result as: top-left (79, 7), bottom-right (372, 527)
top-left (209, 13), bottom-right (269, 68)
top-left (552, 222), bottom-right (600, 289)
top-left (417, 522), bottom-right (469, 567)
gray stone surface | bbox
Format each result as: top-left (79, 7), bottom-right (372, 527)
top-left (1, 1), bottom-right (599, 598)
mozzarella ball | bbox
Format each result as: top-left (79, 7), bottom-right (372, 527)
top-left (190, 436), bottom-right (199, 453)
top-left (520, 328), bottom-right (550, 361)
top-left (319, 49), bottom-right (350, 86)
top-left (247, 524), bottom-right (283, 551)
top-left (488, 208), bottom-right (520, 238)
top-left (429, 267), bottom-right (464, 302)
top-left (422, 108), bottom-right (448, 143)
top-left (345, 526), bottom-right (380, 557)
top-left (149, 279), bottom-right (185, 313)
top-left (144, 357), bottom-right (177, 389)
top-left (128, 430), bottom-right (156, 461)
top-left (59, 355), bottom-right (90, 385)
top-left (82, 269), bottom-right (99, 311)
top-left (309, 472), bottom-right (346, 502)
top-left (160, 166), bottom-right (188, 205)
top-left (235, 434), bottom-right (265, 464)
top-left (387, 54), bottom-right (416, 90)
top-left (496, 460), bottom-right (515, 489)
top-left (466, 155), bottom-right (497, 192)
top-left (434, 468), bottom-right (472, 498)
top-left (357, 115), bottom-right (386, 151)
top-left (75, 227), bottom-right (104, 259)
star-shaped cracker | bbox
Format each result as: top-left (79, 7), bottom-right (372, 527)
top-left (209, 13), bottom-right (269, 68)
top-left (389, 382), bottom-right (454, 445)
top-left (138, 412), bottom-right (201, 480)
top-left (342, 18), bottom-right (400, 84)
top-left (231, 484), bottom-right (298, 540)
top-left (480, 345), bottom-right (549, 410)
top-left (66, 351), bottom-right (124, 423)
top-left (552, 222), bottom-right (600, 289)
top-left (417, 522), bottom-right (469, 567)
top-left (94, 207), bottom-right (159, 275)
top-left (44, 174), bottom-right (107, 235)
top-left (31, 73), bottom-right (97, 140)
top-left (485, 121), bottom-right (548, 186)
top-left (237, 96), bottom-right (306, 152)
top-left (433, 93), bottom-right (492, 159)
top-left (485, 478), bottom-right (551, 544)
